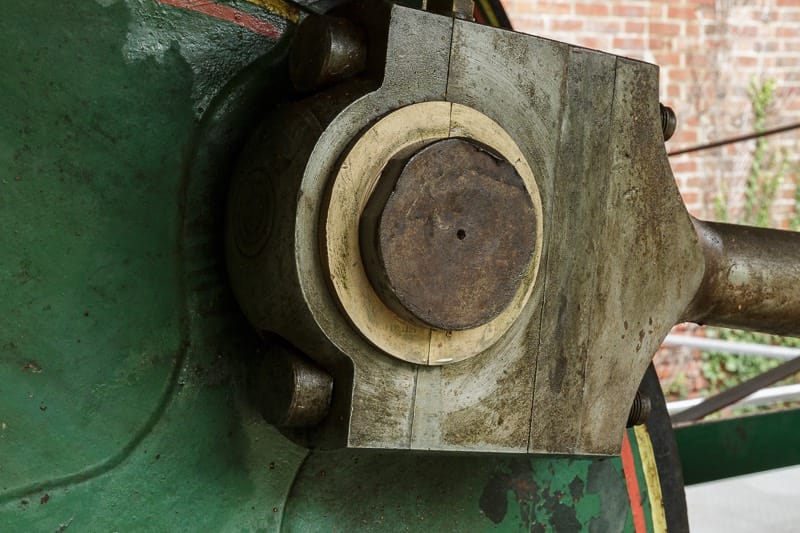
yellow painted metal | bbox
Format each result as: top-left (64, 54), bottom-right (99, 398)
top-left (246, 0), bottom-right (301, 23)
top-left (634, 425), bottom-right (668, 533)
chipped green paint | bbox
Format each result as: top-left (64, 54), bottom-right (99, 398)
top-left (282, 451), bottom-right (634, 532)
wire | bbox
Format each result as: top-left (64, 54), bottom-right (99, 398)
top-left (668, 121), bottom-right (800, 157)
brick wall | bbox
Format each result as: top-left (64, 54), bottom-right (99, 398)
top-left (501, 0), bottom-right (800, 227)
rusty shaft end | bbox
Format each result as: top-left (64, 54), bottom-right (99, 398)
top-left (361, 138), bottom-right (537, 331)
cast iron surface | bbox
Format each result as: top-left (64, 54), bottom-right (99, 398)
top-left (0, 0), bottom-right (296, 518)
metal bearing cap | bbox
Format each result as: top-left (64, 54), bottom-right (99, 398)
top-left (322, 102), bottom-right (543, 365)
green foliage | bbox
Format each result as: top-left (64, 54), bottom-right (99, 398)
top-left (713, 183), bottom-right (729, 222)
top-left (665, 372), bottom-right (689, 401)
top-left (700, 329), bottom-right (800, 395)
top-left (741, 78), bottom-right (788, 227)
top-left (793, 171), bottom-right (800, 230)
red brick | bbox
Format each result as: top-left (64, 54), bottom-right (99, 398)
top-left (731, 24), bottom-right (759, 37)
top-left (613, 37), bottom-right (646, 50)
top-left (754, 41), bottom-right (780, 53)
top-left (574, 36), bottom-right (612, 50)
top-left (777, 0), bottom-right (800, 6)
top-left (532, 1), bottom-right (571, 15)
top-left (574, 3), bottom-right (608, 16)
top-left (704, 23), bottom-right (726, 35)
top-left (667, 68), bottom-right (693, 82)
top-left (654, 52), bottom-right (682, 68)
top-left (682, 114), bottom-right (700, 128)
top-left (686, 53), bottom-right (708, 68)
top-left (624, 21), bottom-right (645, 34)
top-left (651, 22), bottom-right (682, 36)
top-left (668, 6), bottom-right (698, 20)
top-left (735, 56), bottom-right (759, 67)
top-left (586, 19), bottom-right (622, 34)
top-left (671, 129), bottom-right (698, 145)
top-left (777, 26), bottom-right (799, 38)
top-left (648, 36), bottom-right (673, 51)
top-left (551, 19), bottom-right (583, 32)
top-left (672, 160), bottom-right (698, 173)
top-left (666, 84), bottom-right (681, 98)
top-left (612, 4), bottom-right (646, 17)
top-left (647, 3), bottom-right (666, 18)
top-left (682, 176), bottom-right (705, 190)
top-left (685, 23), bottom-right (702, 37)
top-left (680, 190), bottom-right (702, 207)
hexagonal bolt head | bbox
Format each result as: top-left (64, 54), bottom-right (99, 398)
top-left (423, 0), bottom-right (475, 20)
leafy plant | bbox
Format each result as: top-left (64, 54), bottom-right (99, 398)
top-left (700, 329), bottom-right (800, 395)
top-left (741, 78), bottom-right (788, 227)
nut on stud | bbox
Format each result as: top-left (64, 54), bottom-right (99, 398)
top-left (255, 343), bottom-right (333, 428)
top-left (289, 14), bottom-right (367, 92)
top-left (626, 389), bottom-right (652, 427)
top-left (660, 104), bottom-right (677, 142)
top-left (423, 0), bottom-right (475, 20)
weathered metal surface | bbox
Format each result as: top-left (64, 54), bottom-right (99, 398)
top-left (226, 5), bottom-right (715, 455)
top-left (685, 219), bottom-right (800, 338)
top-left (571, 57), bottom-right (705, 454)
top-left (286, 6), bottom-right (456, 448)
top-left (289, 14), bottom-right (367, 92)
top-left (445, 20), bottom-right (707, 455)
top-left (255, 344), bottom-right (333, 427)
top-left (369, 138), bottom-right (537, 331)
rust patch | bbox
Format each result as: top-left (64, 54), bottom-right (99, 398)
top-left (374, 138), bottom-right (537, 330)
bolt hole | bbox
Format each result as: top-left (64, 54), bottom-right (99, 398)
top-left (456, 229), bottom-right (466, 240)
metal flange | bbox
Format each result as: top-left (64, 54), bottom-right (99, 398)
top-left (322, 101), bottom-right (542, 365)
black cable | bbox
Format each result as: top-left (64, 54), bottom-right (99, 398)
top-left (668, 121), bottom-right (800, 156)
